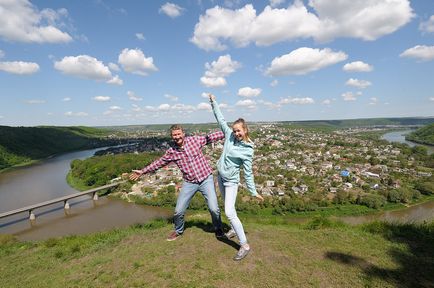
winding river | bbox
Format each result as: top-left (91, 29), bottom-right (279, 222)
top-left (0, 148), bottom-right (170, 241)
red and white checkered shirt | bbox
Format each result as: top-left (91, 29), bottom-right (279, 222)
top-left (140, 131), bottom-right (224, 183)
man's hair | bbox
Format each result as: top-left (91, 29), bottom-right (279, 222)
top-left (169, 124), bottom-right (184, 133)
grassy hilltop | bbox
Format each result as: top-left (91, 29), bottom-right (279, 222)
top-left (0, 215), bottom-right (433, 288)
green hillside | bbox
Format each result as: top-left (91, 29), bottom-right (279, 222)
top-left (0, 216), bottom-right (433, 287)
top-left (406, 123), bottom-right (434, 146)
top-left (0, 126), bottom-right (112, 170)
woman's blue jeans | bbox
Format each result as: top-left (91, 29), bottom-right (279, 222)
top-left (174, 174), bottom-right (222, 235)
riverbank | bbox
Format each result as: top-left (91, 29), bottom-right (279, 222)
top-left (1, 216), bottom-right (433, 287)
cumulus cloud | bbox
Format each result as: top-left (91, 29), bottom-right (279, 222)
top-left (197, 102), bottom-right (212, 111)
top-left (118, 48), bottom-right (158, 76)
top-left (238, 87), bottom-right (261, 97)
top-left (127, 91), bottom-right (143, 101)
top-left (135, 33), bottom-right (145, 40)
top-left (269, 0), bottom-right (285, 8)
top-left (200, 54), bottom-right (241, 87)
top-left (266, 47), bottom-right (347, 76)
top-left (0, 50), bottom-right (4, 59)
top-left (343, 61), bottom-right (373, 72)
top-left (54, 55), bottom-right (115, 82)
top-left (342, 91), bottom-right (362, 101)
top-left (235, 99), bottom-right (256, 109)
top-left (159, 3), bottom-right (185, 18)
top-left (109, 106), bottom-right (122, 111)
top-left (279, 97), bottom-right (314, 105)
top-left (270, 79), bottom-right (278, 87)
top-left (65, 111), bottom-right (88, 117)
top-left (0, 61), bottom-right (40, 75)
top-left (369, 97), bottom-right (378, 105)
top-left (107, 75), bottom-right (123, 85)
top-left (400, 45), bottom-right (434, 61)
top-left (191, 1), bottom-right (413, 51)
top-left (93, 96), bottom-right (111, 102)
top-left (108, 62), bottom-right (120, 72)
top-left (0, 0), bottom-right (72, 43)
top-left (429, 97), bottom-right (434, 102)
top-left (164, 94), bottom-right (179, 101)
top-left (420, 15), bottom-right (434, 33)
top-left (322, 99), bottom-right (331, 105)
top-left (345, 78), bottom-right (372, 89)
top-left (62, 97), bottom-right (71, 102)
top-left (24, 99), bottom-right (45, 104)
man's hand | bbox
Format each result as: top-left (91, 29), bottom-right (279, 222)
top-left (208, 93), bottom-right (216, 102)
top-left (254, 194), bottom-right (264, 202)
top-left (129, 170), bottom-right (143, 181)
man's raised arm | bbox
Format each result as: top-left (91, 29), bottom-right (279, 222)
top-left (129, 150), bottom-right (173, 181)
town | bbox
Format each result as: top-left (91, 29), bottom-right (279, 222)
top-left (98, 124), bottom-right (433, 210)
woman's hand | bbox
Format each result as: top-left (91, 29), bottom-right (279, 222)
top-left (254, 194), bottom-right (264, 202)
top-left (129, 170), bottom-right (143, 181)
top-left (208, 93), bottom-right (216, 102)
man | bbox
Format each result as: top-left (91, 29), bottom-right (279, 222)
top-left (129, 124), bottom-right (225, 241)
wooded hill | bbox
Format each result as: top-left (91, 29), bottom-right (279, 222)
top-left (406, 123), bottom-right (434, 146)
top-left (0, 126), bottom-right (113, 170)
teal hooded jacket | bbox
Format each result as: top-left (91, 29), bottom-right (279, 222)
top-left (211, 100), bottom-right (257, 196)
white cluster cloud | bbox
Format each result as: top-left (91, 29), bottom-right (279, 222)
top-left (54, 55), bottom-right (122, 85)
top-left (279, 97), bottom-right (315, 105)
top-left (0, 0), bottom-right (72, 43)
top-left (62, 97), bottom-right (71, 102)
top-left (65, 111), bottom-right (88, 117)
top-left (127, 91), bottom-right (143, 101)
top-left (269, 0), bottom-right (285, 8)
top-left (0, 61), bottom-right (40, 75)
top-left (369, 97), bottom-right (378, 105)
top-left (118, 48), bottom-right (158, 76)
top-left (159, 3), bottom-right (185, 18)
top-left (144, 103), bottom-right (197, 113)
top-left (343, 61), bottom-right (373, 72)
top-left (0, 49), bottom-right (4, 59)
top-left (191, 1), bottom-right (413, 51)
top-left (235, 99), bottom-right (256, 109)
top-left (266, 47), bottom-right (347, 76)
top-left (93, 96), bottom-right (111, 102)
top-left (270, 79), bottom-right (278, 87)
top-left (24, 99), bottom-right (46, 104)
top-left (164, 94), bottom-right (179, 101)
top-left (345, 78), bottom-right (372, 89)
top-left (400, 45), bottom-right (434, 61)
top-left (342, 91), bottom-right (362, 101)
top-left (322, 99), bottom-right (331, 105)
top-left (238, 87), bottom-right (262, 97)
top-left (135, 33), bottom-right (145, 40)
top-left (420, 15), bottom-right (434, 33)
top-left (201, 54), bottom-right (241, 87)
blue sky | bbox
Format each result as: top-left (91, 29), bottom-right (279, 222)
top-left (0, 0), bottom-right (433, 127)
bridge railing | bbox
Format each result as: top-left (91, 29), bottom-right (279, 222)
top-left (0, 181), bottom-right (126, 221)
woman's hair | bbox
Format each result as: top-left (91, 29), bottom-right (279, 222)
top-left (233, 118), bottom-right (252, 142)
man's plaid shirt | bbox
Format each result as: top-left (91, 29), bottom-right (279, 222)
top-left (140, 131), bottom-right (224, 183)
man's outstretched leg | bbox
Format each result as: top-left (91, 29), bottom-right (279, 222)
top-left (168, 181), bottom-right (198, 241)
top-left (199, 174), bottom-right (224, 238)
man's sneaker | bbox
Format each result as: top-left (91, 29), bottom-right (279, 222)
top-left (225, 229), bottom-right (236, 239)
top-left (233, 246), bottom-right (250, 261)
top-left (215, 228), bottom-right (226, 239)
top-left (166, 231), bottom-right (181, 241)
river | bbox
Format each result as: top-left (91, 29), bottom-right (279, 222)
top-left (381, 129), bottom-right (434, 154)
top-left (0, 148), bottom-right (170, 241)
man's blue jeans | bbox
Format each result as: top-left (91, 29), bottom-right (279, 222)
top-left (174, 174), bottom-right (222, 235)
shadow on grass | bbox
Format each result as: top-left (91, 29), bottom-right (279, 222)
top-left (184, 219), bottom-right (239, 250)
top-left (325, 221), bottom-right (434, 288)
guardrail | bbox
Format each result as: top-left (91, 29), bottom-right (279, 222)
top-left (0, 181), bottom-right (126, 221)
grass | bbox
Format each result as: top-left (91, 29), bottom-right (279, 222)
top-left (1, 215), bottom-right (433, 288)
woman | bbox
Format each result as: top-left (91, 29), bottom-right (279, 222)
top-left (209, 94), bottom-right (264, 261)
